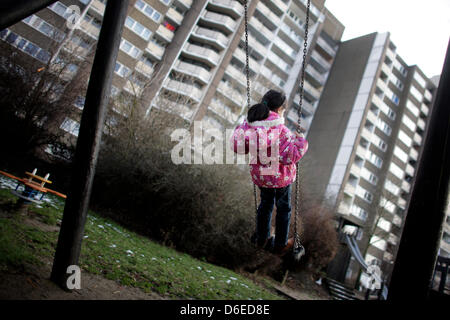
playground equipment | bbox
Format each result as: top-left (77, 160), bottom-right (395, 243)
top-left (0, 168), bottom-right (66, 205)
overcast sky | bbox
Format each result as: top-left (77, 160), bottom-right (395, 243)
top-left (324, 0), bottom-right (450, 78)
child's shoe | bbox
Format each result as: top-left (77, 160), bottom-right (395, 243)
top-left (273, 238), bottom-right (294, 256)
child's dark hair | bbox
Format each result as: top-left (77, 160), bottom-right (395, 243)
top-left (247, 90), bottom-right (286, 122)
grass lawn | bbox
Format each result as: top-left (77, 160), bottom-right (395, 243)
top-left (0, 180), bottom-right (284, 300)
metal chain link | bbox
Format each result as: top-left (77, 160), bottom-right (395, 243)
top-left (294, 0), bottom-right (310, 250)
top-left (243, 1), bottom-right (259, 225)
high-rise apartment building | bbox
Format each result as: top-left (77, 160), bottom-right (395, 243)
top-left (302, 32), bottom-right (438, 289)
top-left (0, 0), bottom-right (344, 139)
top-left (4, 0), bottom-right (441, 293)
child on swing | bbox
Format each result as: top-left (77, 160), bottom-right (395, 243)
top-left (231, 90), bottom-right (308, 256)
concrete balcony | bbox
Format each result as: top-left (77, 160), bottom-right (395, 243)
top-left (372, 94), bottom-right (384, 110)
top-left (163, 78), bottom-right (203, 102)
top-left (192, 26), bottom-right (229, 49)
top-left (393, 214), bottom-right (402, 227)
top-left (401, 180), bottom-right (411, 193)
top-left (201, 11), bottom-right (237, 34)
top-left (296, 0), bottom-right (321, 18)
top-left (366, 110), bottom-right (378, 125)
top-left (293, 94), bottom-right (315, 116)
top-left (166, 7), bottom-right (183, 26)
top-left (421, 103), bottom-right (429, 116)
top-left (316, 36), bottom-right (337, 58)
top-left (397, 197), bottom-right (407, 208)
top-left (173, 60), bottom-right (212, 84)
top-left (424, 89), bottom-right (433, 103)
top-left (225, 64), bottom-right (247, 88)
top-left (278, 22), bottom-right (303, 48)
top-left (209, 99), bottom-right (239, 124)
top-left (249, 18), bottom-right (273, 45)
top-left (79, 20), bottom-right (100, 40)
top-left (156, 97), bottom-right (194, 120)
top-left (155, 25), bottom-right (174, 43)
top-left (259, 65), bottom-right (284, 88)
top-left (417, 118), bottom-right (426, 131)
top-left (356, 145), bottom-right (368, 159)
top-left (385, 47), bottom-right (396, 61)
top-left (381, 63), bottom-right (392, 76)
top-left (361, 127), bottom-right (373, 141)
top-left (338, 202), bottom-right (351, 216)
top-left (377, 78), bottom-right (388, 92)
top-left (413, 132), bottom-right (422, 146)
top-left (303, 81), bottom-right (321, 101)
top-left (383, 251), bottom-right (394, 262)
top-left (287, 109), bottom-right (299, 124)
top-left (182, 43), bottom-right (221, 67)
top-left (272, 39), bottom-right (297, 61)
top-left (124, 81), bottom-right (143, 96)
top-left (350, 164), bottom-right (361, 178)
top-left (310, 50), bottom-right (332, 71)
top-left (409, 148), bottom-right (418, 162)
top-left (255, 1), bottom-right (281, 29)
top-left (217, 81), bottom-right (246, 108)
top-left (266, 51), bottom-right (290, 74)
top-left (233, 47), bottom-right (261, 73)
top-left (405, 163), bottom-right (415, 176)
top-left (265, 0), bottom-right (288, 16)
top-left (208, 0), bottom-right (244, 19)
top-left (135, 61), bottom-right (154, 78)
top-left (90, 0), bottom-right (105, 17)
top-left (174, 0), bottom-right (192, 10)
top-left (146, 41), bottom-right (164, 60)
top-left (241, 33), bottom-right (268, 59)
top-left (344, 183), bottom-right (356, 196)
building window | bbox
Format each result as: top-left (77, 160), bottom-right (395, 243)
top-left (125, 16), bottom-right (152, 40)
top-left (413, 71), bottom-right (427, 88)
top-left (372, 135), bottom-right (388, 152)
top-left (385, 179), bottom-right (400, 196)
top-left (361, 167), bottom-right (378, 185)
top-left (115, 61), bottom-right (131, 78)
top-left (74, 96), bottom-right (85, 110)
top-left (135, 0), bottom-right (162, 22)
top-left (389, 162), bottom-right (404, 180)
top-left (393, 146), bottom-right (408, 163)
top-left (60, 118), bottom-right (80, 137)
top-left (120, 39), bottom-right (142, 58)
top-left (410, 85), bottom-right (423, 103)
top-left (350, 205), bottom-right (368, 221)
top-left (442, 232), bottom-right (450, 245)
top-left (367, 151), bottom-right (383, 168)
top-left (0, 29), bottom-right (51, 63)
top-left (356, 186), bottom-right (373, 203)
top-left (398, 130), bottom-right (413, 148)
top-left (377, 118), bottom-right (392, 136)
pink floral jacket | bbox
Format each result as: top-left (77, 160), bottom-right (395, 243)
top-left (230, 111), bottom-right (308, 188)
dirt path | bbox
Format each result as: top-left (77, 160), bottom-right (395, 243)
top-left (0, 262), bottom-right (165, 300)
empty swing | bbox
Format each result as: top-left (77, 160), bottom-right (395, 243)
top-left (243, 0), bottom-right (311, 263)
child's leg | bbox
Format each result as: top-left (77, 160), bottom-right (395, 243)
top-left (256, 187), bottom-right (276, 246)
top-left (273, 185), bottom-right (292, 249)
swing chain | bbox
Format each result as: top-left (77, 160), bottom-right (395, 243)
top-left (243, 0), bottom-right (259, 223)
top-left (294, 0), bottom-right (310, 251)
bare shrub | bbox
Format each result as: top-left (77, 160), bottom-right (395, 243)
top-left (299, 202), bottom-right (339, 274)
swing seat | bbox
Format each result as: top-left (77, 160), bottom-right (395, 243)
top-left (292, 244), bottom-right (305, 262)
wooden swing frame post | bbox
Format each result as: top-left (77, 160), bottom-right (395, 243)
top-left (49, 0), bottom-right (130, 289)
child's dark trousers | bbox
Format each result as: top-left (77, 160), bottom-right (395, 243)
top-left (256, 184), bottom-right (291, 250)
